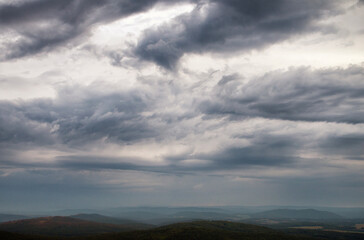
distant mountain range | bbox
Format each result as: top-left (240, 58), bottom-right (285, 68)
top-left (6, 205), bottom-right (362, 220)
top-left (108, 208), bottom-right (345, 224)
top-left (251, 209), bottom-right (343, 220)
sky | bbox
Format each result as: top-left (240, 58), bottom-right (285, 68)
top-left (0, 0), bottom-right (364, 212)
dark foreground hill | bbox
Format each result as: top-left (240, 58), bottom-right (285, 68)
top-left (82, 221), bottom-right (315, 240)
top-left (251, 209), bottom-right (343, 220)
top-left (0, 216), bottom-right (141, 236)
top-left (70, 214), bottom-right (153, 229)
top-left (0, 231), bottom-right (53, 240)
top-left (0, 220), bottom-right (314, 240)
top-left (2, 219), bottom-right (362, 240)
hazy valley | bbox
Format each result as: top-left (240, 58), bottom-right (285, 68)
top-left (1, 206), bottom-right (363, 239)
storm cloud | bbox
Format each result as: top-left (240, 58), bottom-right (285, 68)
top-left (0, 0), bottom-right (363, 210)
top-left (0, 0), bottom-right (186, 60)
top-left (0, 85), bottom-right (159, 147)
top-left (1, 64), bottom-right (363, 171)
top-left (134, 0), bottom-right (340, 69)
top-left (200, 65), bottom-right (364, 124)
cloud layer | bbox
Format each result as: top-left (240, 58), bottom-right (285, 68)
top-left (200, 65), bottom-right (364, 123)
top-left (0, 0), bottom-right (363, 209)
top-left (0, 0), bottom-right (183, 60)
top-left (134, 0), bottom-right (339, 69)
top-left (1, 65), bottom-right (363, 172)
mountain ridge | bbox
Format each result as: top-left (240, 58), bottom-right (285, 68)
top-left (0, 216), bottom-right (142, 236)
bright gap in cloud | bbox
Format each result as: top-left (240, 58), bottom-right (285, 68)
top-left (90, 2), bottom-right (196, 47)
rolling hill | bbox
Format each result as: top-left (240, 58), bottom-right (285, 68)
top-left (0, 231), bottom-right (56, 240)
top-left (0, 216), bottom-right (142, 236)
top-left (70, 213), bottom-right (153, 229)
top-left (81, 220), bottom-right (315, 240)
top-left (1, 220), bottom-right (363, 240)
top-left (147, 211), bottom-right (234, 225)
top-left (168, 211), bottom-right (231, 220)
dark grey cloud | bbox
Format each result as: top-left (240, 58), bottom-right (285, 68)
top-left (52, 155), bottom-right (194, 176)
top-left (2, 65), bottom-right (363, 175)
top-left (37, 144), bottom-right (294, 174)
top-left (0, 85), bottom-right (158, 147)
top-left (54, 90), bottom-right (156, 145)
top-left (320, 134), bottom-right (364, 159)
top-left (134, 0), bottom-right (340, 69)
top-left (161, 134), bottom-right (303, 172)
top-left (200, 65), bottom-right (364, 124)
top-left (0, 0), bottom-right (187, 60)
top-left (198, 144), bottom-right (294, 169)
top-left (1, 65), bottom-right (363, 176)
top-left (0, 99), bottom-right (54, 145)
top-left (0, 131), bottom-right (301, 173)
top-left (54, 155), bottom-right (161, 173)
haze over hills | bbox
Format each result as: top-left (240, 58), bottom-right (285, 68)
top-left (67, 207), bottom-right (347, 225)
top-left (1, 206), bottom-right (357, 226)
top-left (0, 207), bottom-right (363, 240)
top-left (109, 210), bottom-right (235, 225)
top-left (0, 214), bottom-right (32, 223)
top-left (168, 211), bottom-right (231, 220)
top-left (251, 209), bottom-right (344, 220)
top-left (4, 206), bottom-right (362, 220)
top-left (36, 206), bottom-right (364, 221)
